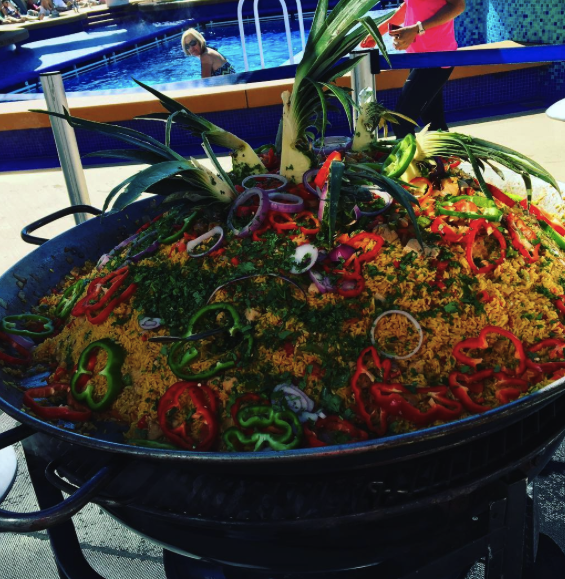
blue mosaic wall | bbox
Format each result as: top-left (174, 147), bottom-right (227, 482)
top-left (455, 0), bottom-right (565, 101)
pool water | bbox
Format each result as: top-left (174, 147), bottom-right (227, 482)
top-left (61, 19), bottom-right (313, 92)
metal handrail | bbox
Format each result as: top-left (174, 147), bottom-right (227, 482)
top-left (237, 0), bottom-right (306, 71)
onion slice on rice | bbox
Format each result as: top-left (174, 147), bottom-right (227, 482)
top-left (186, 226), bottom-right (225, 258)
top-left (268, 193), bottom-right (305, 213)
top-left (227, 188), bottom-right (270, 238)
top-left (291, 243), bottom-right (318, 274)
top-left (371, 310), bottom-right (424, 360)
top-left (242, 173), bottom-right (287, 193)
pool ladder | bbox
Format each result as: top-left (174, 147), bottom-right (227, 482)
top-left (237, 0), bottom-right (306, 70)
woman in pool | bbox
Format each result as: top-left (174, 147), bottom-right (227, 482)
top-left (181, 28), bottom-right (236, 78)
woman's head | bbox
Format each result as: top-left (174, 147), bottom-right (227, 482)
top-left (181, 28), bottom-right (206, 56)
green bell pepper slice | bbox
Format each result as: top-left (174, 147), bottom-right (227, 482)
top-left (1, 314), bottom-right (54, 338)
top-left (70, 338), bottom-right (126, 412)
top-left (167, 303), bottom-right (253, 380)
top-left (539, 219), bottom-right (565, 251)
top-left (55, 280), bottom-right (87, 320)
top-left (382, 134), bottom-right (416, 178)
top-left (436, 195), bottom-right (503, 222)
top-left (223, 405), bottom-right (302, 451)
top-left (158, 211), bottom-right (198, 245)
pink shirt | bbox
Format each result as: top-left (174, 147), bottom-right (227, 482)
top-left (404, 0), bottom-right (458, 53)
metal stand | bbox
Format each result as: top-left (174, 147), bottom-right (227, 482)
top-left (350, 49), bottom-right (380, 125)
top-left (39, 72), bottom-right (91, 225)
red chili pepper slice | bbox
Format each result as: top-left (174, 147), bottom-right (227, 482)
top-left (23, 383), bottom-right (92, 422)
top-left (505, 213), bottom-right (540, 264)
top-left (304, 416), bottom-right (368, 447)
top-left (520, 200), bottom-right (565, 237)
top-left (351, 347), bottom-right (391, 434)
top-left (452, 326), bottom-right (527, 376)
top-left (314, 151), bottom-right (342, 190)
top-left (465, 218), bottom-right (507, 274)
top-left (158, 381), bottom-right (219, 451)
top-left (370, 383), bottom-right (462, 426)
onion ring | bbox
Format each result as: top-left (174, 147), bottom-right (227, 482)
top-left (273, 383), bottom-right (315, 413)
top-left (308, 269), bottom-right (334, 294)
top-left (370, 310), bottom-right (424, 361)
top-left (353, 188), bottom-right (393, 220)
top-left (227, 188), bottom-right (270, 238)
top-left (130, 240), bottom-right (160, 263)
top-left (242, 173), bottom-right (288, 194)
top-left (268, 192), bottom-right (305, 213)
top-left (291, 243), bottom-right (319, 274)
top-left (328, 244), bottom-right (356, 262)
top-left (138, 316), bottom-right (162, 330)
top-left (303, 168), bottom-right (320, 197)
top-left (186, 226), bottom-right (225, 258)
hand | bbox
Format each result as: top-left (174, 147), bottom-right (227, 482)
top-left (389, 25), bottom-right (419, 51)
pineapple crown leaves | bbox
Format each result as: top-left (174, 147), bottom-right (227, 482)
top-left (288, 1), bottom-right (394, 144)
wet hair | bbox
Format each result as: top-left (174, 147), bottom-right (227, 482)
top-left (181, 28), bottom-right (206, 56)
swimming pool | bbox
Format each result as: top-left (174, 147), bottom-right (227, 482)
top-left (60, 19), bottom-right (313, 92)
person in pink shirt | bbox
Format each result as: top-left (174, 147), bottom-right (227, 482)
top-left (372, 0), bottom-right (466, 138)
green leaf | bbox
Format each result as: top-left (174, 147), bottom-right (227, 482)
top-left (30, 108), bottom-right (183, 162)
top-left (325, 160), bottom-right (345, 244)
top-left (201, 132), bottom-right (235, 192)
top-left (319, 82), bottom-right (358, 131)
top-left (83, 149), bottom-right (165, 165)
top-left (102, 173), bottom-right (137, 214)
top-left (165, 110), bottom-right (183, 149)
top-left (110, 161), bottom-right (193, 212)
top-left (304, 78), bottom-right (328, 144)
top-left (357, 15), bottom-right (391, 68)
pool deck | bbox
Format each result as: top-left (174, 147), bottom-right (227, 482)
top-left (1, 109), bottom-right (564, 277)
top-left (0, 15), bottom-right (189, 93)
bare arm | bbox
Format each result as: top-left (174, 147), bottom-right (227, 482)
top-left (389, 0), bottom-right (465, 51)
top-left (200, 53), bottom-right (213, 78)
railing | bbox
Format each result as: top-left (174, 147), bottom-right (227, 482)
top-left (237, 0), bottom-right (306, 71)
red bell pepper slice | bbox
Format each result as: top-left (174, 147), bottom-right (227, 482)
top-left (346, 232), bottom-right (385, 264)
top-left (72, 267), bottom-right (137, 325)
top-left (351, 346), bottom-right (391, 434)
top-left (431, 216), bottom-right (468, 244)
top-left (487, 184), bottom-right (517, 208)
top-left (452, 326), bottom-right (527, 376)
top-left (304, 416), bottom-right (368, 447)
top-left (158, 381), bottom-right (219, 451)
top-left (0, 331), bottom-right (32, 366)
top-left (448, 371), bottom-right (493, 413)
top-left (252, 223), bottom-right (272, 242)
top-left (505, 213), bottom-right (540, 264)
top-left (23, 383), bottom-right (92, 422)
top-left (370, 383), bottom-right (462, 426)
top-left (465, 218), bottom-right (507, 274)
top-left (520, 200), bottom-right (565, 237)
top-left (314, 151), bottom-right (342, 190)
top-left (267, 211), bottom-right (320, 236)
top-left (529, 339), bottom-right (565, 360)
top-left (336, 275), bottom-right (365, 298)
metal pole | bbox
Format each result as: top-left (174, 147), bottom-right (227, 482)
top-left (40, 72), bottom-right (91, 225)
top-left (350, 53), bottom-right (375, 122)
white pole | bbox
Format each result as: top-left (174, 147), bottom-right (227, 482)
top-left (277, 0), bottom-right (294, 65)
top-left (350, 53), bottom-right (375, 122)
top-left (40, 72), bottom-right (91, 225)
top-left (237, 0), bottom-right (250, 71)
top-left (295, 0), bottom-right (305, 51)
top-left (253, 0), bottom-right (265, 69)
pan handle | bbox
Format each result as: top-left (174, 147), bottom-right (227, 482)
top-left (0, 460), bottom-right (120, 532)
top-left (21, 205), bottom-right (102, 246)
top-left (0, 423), bottom-right (35, 451)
